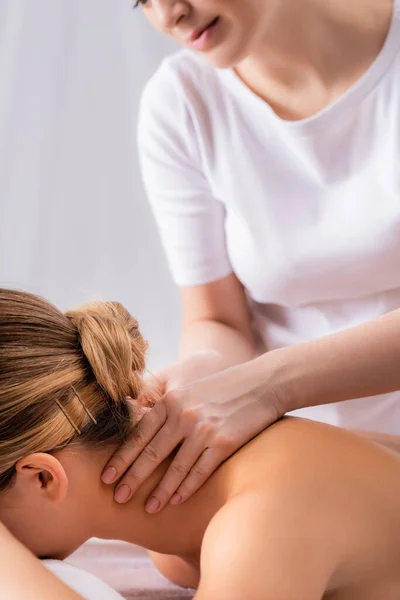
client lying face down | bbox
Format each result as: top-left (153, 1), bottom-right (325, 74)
top-left (0, 289), bottom-right (152, 558)
top-left (2, 288), bottom-right (400, 600)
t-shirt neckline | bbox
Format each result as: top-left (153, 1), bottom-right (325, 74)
top-left (220, 0), bottom-right (400, 136)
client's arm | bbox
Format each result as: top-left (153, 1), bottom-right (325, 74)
top-left (195, 493), bottom-right (338, 600)
top-left (148, 551), bottom-right (199, 588)
top-left (0, 523), bottom-right (83, 600)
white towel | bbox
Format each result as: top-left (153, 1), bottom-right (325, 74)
top-left (44, 559), bottom-right (124, 600)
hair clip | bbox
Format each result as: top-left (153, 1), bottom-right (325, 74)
top-left (55, 399), bottom-right (81, 435)
top-left (71, 386), bottom-right (98, 425)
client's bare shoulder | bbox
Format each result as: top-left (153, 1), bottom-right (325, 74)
top-left (195, 418), bottom-right (400, 599)
top-left (228, 417), bottom-right (400, 497)
top-left (230, 417), bottom-right (400, 554)
top-left (150, 420), bottom-right (400, 598)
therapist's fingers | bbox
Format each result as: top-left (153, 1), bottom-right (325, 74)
top-left (113, 416), bottom-right (183, 503)
top-left (170, 447), bottom-right (225, 505)
top-left (144, 436), bottom-right (207, 513)
top-left (101, 401), bottom-right (167, 486)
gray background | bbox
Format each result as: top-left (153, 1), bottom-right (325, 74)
top-left (0, 0), bottom-right (180, 370)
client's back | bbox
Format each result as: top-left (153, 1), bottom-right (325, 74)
top-left (193, 415), bottom-right (400, 600)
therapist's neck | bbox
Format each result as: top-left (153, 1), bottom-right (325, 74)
top-left (238, 0), bottom-right (392, 90)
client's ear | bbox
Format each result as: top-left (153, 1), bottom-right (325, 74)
top-left (14, 453), bottom-right (68, 503)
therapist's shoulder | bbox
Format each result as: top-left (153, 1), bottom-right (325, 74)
top-left (140, 50), bottom-right (221, 113)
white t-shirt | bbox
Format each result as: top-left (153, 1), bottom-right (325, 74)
top-left (138, 1), bottom-right (400, 434)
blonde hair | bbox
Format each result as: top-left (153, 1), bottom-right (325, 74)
top-left (0, 288), bottom-right (149, 491)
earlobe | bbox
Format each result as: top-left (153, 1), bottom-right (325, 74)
top-left (15, 453), bottom-right (68, 503)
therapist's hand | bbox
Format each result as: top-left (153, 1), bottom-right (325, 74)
top-left (101, 353), bottom-right (285, 513)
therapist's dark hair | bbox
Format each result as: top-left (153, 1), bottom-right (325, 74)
top-left (0, 288), bottom-right (150, 491)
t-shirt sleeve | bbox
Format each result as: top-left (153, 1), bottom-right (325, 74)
top-left (137, 62), bottom-right (232, 287)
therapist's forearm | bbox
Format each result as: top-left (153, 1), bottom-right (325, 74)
top-left (0, 524), bottom-right (83, 600)
top-left (179, 319), bottom-right (256, 366)
top-left (258, 309), bottom-right (400, 411)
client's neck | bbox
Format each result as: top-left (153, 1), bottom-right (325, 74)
top-left (93, 457), bottom-right (227, 559)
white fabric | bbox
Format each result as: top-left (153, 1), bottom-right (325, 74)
top-left (138, 2), bottom-right (400, 434)
top-left (44, 559), bottom-right (124, 600)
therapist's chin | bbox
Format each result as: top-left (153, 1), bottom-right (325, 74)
top-left (195, 43), bottom-right (249, 70)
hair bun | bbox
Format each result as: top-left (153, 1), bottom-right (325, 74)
top-left (66, 302), bottom-right (147, 402)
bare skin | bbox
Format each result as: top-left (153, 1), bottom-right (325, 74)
top-left (150, 419), bottom-right (400, 600)
top-left (3, 417), bottom-right (400, 599)
top-left (0, 524), bottom-right (83, 600)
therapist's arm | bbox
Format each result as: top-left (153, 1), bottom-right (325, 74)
top-left (114, 273), bottom-right (255, 404)
top-left (253, 307), bottom-right (400, 410)
top-left (0, 523), bottom-right (83, 600)
top-left (179, 273), bottom-right (256, 364)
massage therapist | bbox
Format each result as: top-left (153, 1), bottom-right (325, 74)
top-left (101, 0), bottom-right (400, 513)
